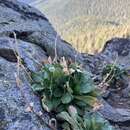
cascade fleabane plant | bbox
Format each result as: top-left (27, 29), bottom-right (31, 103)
top-left (31, 58), bottom-right (98, 113)
top-left (31, 57), bottom-right (114, 130)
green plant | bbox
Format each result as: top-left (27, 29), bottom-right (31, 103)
top-left (102, 64), bottom-right (127, 88)
top-left (31, 58), bottom-right (114, 130)
top-left (31, 59), bottom-right (98, 114)
top-left (57, 106), bottom-right (114, 130)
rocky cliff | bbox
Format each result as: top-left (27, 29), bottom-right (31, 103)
top-left (0, 1), bottom-right (130, 130)
top-left (0, 0), bottom-right (82, 130)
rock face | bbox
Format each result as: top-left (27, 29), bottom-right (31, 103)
top-left (0, 0), bottom-right (83, 130)
top-left (0, 58), bottom-right (50, 130)
top-left (90, 38), bottom-right (130, 130)
top-left (83, 38), bottom-right (130, 75)
top-left (0, 37), bottom-right (47, 71)
top-left (0, 0), bottom-right (130, 130)
top-left (0, 0), bottom-right (83, 63)
top-left (83, 38), bottom-right (130, 130)
top-left (101, 38), bottom-right (130, 70)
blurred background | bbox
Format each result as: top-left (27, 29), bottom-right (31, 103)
top-left (18, 0), bottom-right (130, 54)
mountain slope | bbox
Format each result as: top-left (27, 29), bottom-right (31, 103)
top-left (32, 0), bottom-right (130, 53)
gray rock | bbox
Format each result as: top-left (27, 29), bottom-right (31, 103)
top-left (102, 38), bottom-right (130, 58)
top-left (99, 99), bottom-right (130, 123)
top-left (1, 0), bottom-right (130, 130)
top-left (0, 37), bottom-right (47, 72)
top-left (0, 58), bottom-right (50, 130)
top-left (83, 38), bottom-right (130, 75)
top-left (116, 108), bottom-right (130, 117)
top-left (122, 85), bottom-right (130, 98)
top-left (0, 1), bottom-right (85, 130)
top-left (102, 90), bottom-right (110, 99)
top-left (101, 38), bottom-right (130, 74)
top-left (0, 0), bottom-right (83, 64)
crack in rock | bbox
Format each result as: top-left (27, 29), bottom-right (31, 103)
top-left (0, 48), bottom-right (17, 62)
top-left (0, 37), bottom-right (47, 72)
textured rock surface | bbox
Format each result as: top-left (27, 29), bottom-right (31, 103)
top-left (83, 38), bottom-right (130, 75)
top-left (0, 0), bottom-right (130, 130)
top-left (101, 38), bottom-right (130, 69)
top-left (0, 37), bottom-right (47, 71)
top-left (90, 38), bottom-right (130, 130)
top-left (0, 1), bottom-right (84, 130)
top-left (0, 58), bottom-right (50, 130)
top-left (83, 38), bottom-right (130, 130)
top-left (99, 99), bottom-right (130, 123)
top-left (0, 0), bottom-right (84, 130)
top-left (0, 0), bottom-right (83, 63)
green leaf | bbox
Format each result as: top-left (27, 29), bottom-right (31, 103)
top-left (31, 72), bottom-right (43, 82)
top-left (66, 82), bottom-right (73, 94)
top-left (42, 98), bottom-right (53, 112)
top-left (83, 117), bottom-right (91, 129)
top-left (75, 100), bottom-right (87, 107)
top-left (53, 98), bottom-right (61, 109)
top-left (74, 95), bottom-right (97, 106)
top-left (49, 66), bottom-right (55, 72)
top-left (75, 106), bottom-right (85, 116)
top-left (56, 104), bottom-right (66, 113)
top-left (53, 67), bottom-right (64, 78)
top-left (61, 93), bottom-right (73, 104)
top-left (31, 84), bottom-right (44, 92)
top-left (53, 88), bottom-right (63, 97)
top-left (43, 71), bottom-right (49, 79)
top-left (62, 122), bottom-right (71, 130)
top-left (56, 111), bottom-right (73, 123)
top-left (42, 97), bottom-right (61, 112)
top-left (80, 73), bottom-right (95, 94)
top-left (56, 112), bottom-right (80, 130)
top-left (73, 84), bottom-right (80, 94)
top-left (84, 112), bottom-right (115, 130)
